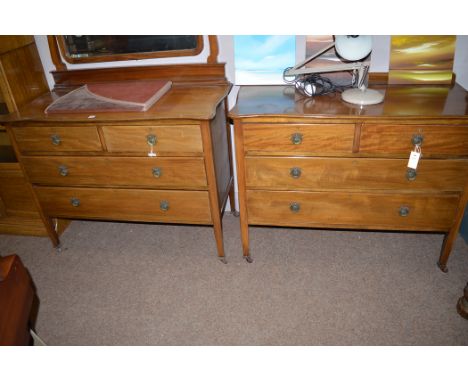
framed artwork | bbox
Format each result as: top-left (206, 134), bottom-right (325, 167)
top-left (389, 36), bottom-right (456, 84)
top-left (234, 35), bottom-right (295, 85)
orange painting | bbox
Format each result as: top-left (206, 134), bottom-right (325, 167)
top-left (389, 36), bottom-right (455, 84)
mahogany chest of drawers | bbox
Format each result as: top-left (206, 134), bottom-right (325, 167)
top-left (229, 85), bottom-right (468, 271)
top-left (5, 85), bottom-right (235, 262)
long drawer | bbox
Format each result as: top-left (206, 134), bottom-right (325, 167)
top-left (101, 125), bottom-right (203, 156)
top-left (22, 156), bottom-right (208, 189)
top-left (35, 186), bottom-right (212, 224)
top-left (246, 190), bottom-right (459, 231)
top-left (360, 124), bottom-right (468, 157)
top-left (245, 157), bottom-right (468, 192)
top-left (243, 123), bottom-right (355, 155)
top-left (12, 126), bottom-right (103, 153)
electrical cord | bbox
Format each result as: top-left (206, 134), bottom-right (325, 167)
top-left (283, 67), bottom-right (356, 97)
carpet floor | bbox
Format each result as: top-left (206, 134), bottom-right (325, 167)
top-left (1, 215), bottom-right (467, 345)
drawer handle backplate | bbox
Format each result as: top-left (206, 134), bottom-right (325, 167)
top-left (406, 168), bottom-right (417, 181)
top-left (290, 202), bottom-right (301, 213)
top-left (51, 134), bottom-right (61, 146)
top-left (399, 206), bottom-right (410, 217)
top-left (160, 200), bottom-right (169, 212)
top-left (411, 134), bottom-right (424, 146)
top-left (290, 167), bottom-right (302, 178)
top-left (70, 198), bottom-right (80, 207)
top-left (58, 165), bottom-right (69, 177)
top-left (152, 167), bottom-right (162, 178)
top-left (291, 133), bottom-right (303, 145)
top-left (147, 134), bottom-right (157, 146)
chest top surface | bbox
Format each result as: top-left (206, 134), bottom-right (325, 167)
top-left (2, 84), bottom-right (231, 124)
top-left (229, 84), bottom-right (468, 120)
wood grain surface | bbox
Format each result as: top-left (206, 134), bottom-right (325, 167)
top-left (243, 123), bottom-right (355, 155)
top-left (35, 186), bottom-right (212, 225)
top-left (22, 156), bottom-right (208, 189)
top-left (247, 190), bottom-right (459, 231)
top-left (245, 156), bottom-right (468, 192)
top-left (102, 124), bottom-right (203, 155)
top-left (12, 126), bottom-right (103, 153)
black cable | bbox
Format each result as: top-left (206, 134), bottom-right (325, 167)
top-left (283, 67), bottom-right (355, 97)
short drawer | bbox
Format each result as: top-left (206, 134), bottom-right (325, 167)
top-left (101, 125), bottom-right (203, 156)
top-left (11, 126), bottom-right (102, 153)
top-left (243, 123), bottom-right (355, 155)
top-left (246, 190), bottom-right (459, 231)
top-left (35, 186), bottom-right (212, 224)
top-left (22, 156), bottom-right (207, 189)
top-left (245, 157), bottom-right (468, 192)
top-left (359, 124), bottom-right (468, 157)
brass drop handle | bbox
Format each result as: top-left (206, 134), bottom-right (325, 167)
top-left (58, 165), bottom-right (69, 177)
top-left (147, 134), bottom-right (157, 146)
top-left (290, 167), bottom-right (302, 178)
top-left (160, 200), bottom-right (169, 211)
top-left (406, 168), bottom-right (417, 181)
top-left (290, 202), bottom-right (301, 213)
top-left (70, 197), bottom-right (80, 207)
top-left (51, 134), bottom-right (61, 146)
top-left (399, 206), bottom-right (410, 217)
top-left (411, 134), bottom-right (424, 146)
top-left (152, 167), bottom-right (162, 178)
top-left (291, 133), bottom-right (303, 145)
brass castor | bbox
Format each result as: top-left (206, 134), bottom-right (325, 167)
top-left (244, 255), bottom-right (253, 263)
top-left (219, 257), bottom-right (227, 264)
top-left (231, 210), bottom-right (240, 217)
top-left (457, 282), bottom-right (468, 320)
top-left (437, 261), bottom-right (448, 273)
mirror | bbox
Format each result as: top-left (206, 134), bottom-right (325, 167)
top-left (58, 35), bottom-right (203, 63)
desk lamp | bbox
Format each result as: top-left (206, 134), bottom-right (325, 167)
top-left (285, 35), bottom-right (384, 105)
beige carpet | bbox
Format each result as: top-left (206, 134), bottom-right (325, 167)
top-left (1, 215), bottom-right (467, 345)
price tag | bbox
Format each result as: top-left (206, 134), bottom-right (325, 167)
top-left (148, 146), bottom-right (157, 157)
top-left (407, 145), bottom-right (421, 170)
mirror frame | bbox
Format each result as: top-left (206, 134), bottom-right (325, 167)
top-left (56, 35), bottom-right (204, 64)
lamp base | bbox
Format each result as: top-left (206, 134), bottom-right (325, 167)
top-left (341, 88), bottom-right (384, 106)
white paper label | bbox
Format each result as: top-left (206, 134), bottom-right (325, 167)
top-left (407, 151), bottom-right (420, 169)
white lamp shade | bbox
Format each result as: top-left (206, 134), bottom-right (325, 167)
top-left (335, 35), bottom-right (372, 61)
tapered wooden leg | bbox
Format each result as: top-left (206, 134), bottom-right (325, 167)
top-left (201, 119), bottom-right (227, 263)
top-left (212, 217), bottom-right (227, 263)
top-left (438, 185), bottom-right (468, 273)
top-left (437, 234), bottom-right (451, 273)
top-left (233, 120), bottom-right (252, 262)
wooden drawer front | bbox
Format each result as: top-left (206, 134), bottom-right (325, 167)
top-left (12, 126), bottom-right (102, 153)
top-left (245, 157), bottom-right (468, 192)
top-left (246, 190), bottom-right (459, 231)
top-left (22, 156), bottom-right (207, 189)
top-left (360, 124), bottom-right (468, 157)
top-left (243, 124), bottom-right (355, 155)
top-left (35, 187), bottom-right (212, 224)
top-left (102, 125), bottom-right (203, 155)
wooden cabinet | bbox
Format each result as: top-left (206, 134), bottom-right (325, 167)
top-left (230, 85), bottom-right (468, 271)
top-left (0, 36), bottom-right (69, 237)
top-left (6, 96), bottom-right (234, 261)
top-left (4, 36), bottom-right (236, 261)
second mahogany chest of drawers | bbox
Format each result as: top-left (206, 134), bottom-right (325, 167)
top-left (230, 85), bottom-right (468, 271)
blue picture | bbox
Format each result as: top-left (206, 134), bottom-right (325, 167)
top-left (234, 35), bottom-right (296, 85)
